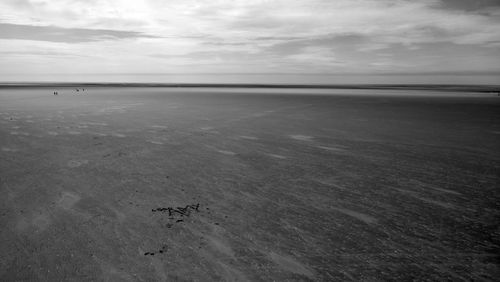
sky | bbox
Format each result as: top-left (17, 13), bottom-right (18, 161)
top-left (0, 0), bottom-right (499, 83)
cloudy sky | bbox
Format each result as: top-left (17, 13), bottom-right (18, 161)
top-left (1, 0), bottom-right (499, 83)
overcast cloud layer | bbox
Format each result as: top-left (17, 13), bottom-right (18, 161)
top-left (0, 0), bottom-right (499, 80)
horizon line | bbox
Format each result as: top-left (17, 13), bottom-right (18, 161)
top-left (2, 71), bottom-right (500, 76)
top-left (0, 82), bottom-right (498, 93)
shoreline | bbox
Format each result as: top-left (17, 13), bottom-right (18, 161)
top-left (0, 82), bottom-right (499, 93)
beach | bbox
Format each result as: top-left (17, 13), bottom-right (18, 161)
top-left (1, 86), bottom-right (499, 280)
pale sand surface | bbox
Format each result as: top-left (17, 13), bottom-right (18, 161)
top-left (0, 87), bottom-right (499, 281)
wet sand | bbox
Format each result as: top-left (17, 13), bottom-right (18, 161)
top-left (1, 87), bottom-right (499, 281)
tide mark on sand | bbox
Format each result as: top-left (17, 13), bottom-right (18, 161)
top-left (332, 207), bottom-right (378, 225)
top-left (207, 236), bottom-right (235, 257)
top-left (394, 188), bottom-right (455, 209)
top-left (239, 135), bottom-right (258, 140)
top-left (317, 146), bottom-right (345, 152)
top-left (268, 153), bottom-right (287, 159)
top-left (97, 105), bottom-right (139, 114)
top-left (206, 145), bottom-right (236, 156)
top-left (428, 187), bottom-right (461, 196)
top-left (10, 131), bottom-right (30, 136)
top-left (315, 179), bottom-right (347, 190)
top-left (269, 252), bottom-right (315, 278)
top-left (80, 122), bottom-right (108, 126)
top-left (416, 196), bottom-right (454, 209)
top-left (112, 133), bottom-right (126, 138)
top-left (217, 150), bottom-right (236, 156)
top-left (151, 125), bottom-right (168, 129)
top-left (410, 180), bottom-right (461, 195)
top-left (217, 262), bottom-right (250, 282)
top-left (148, 140), bottom-right (164, 145)
top-left (250, 112), bottom-right (266, 117)
top-left (290, 135), bottom-right (313, 142)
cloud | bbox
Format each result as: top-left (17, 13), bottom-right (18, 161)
top-left (0, 0), bottom-right (499, 76)
top-left (0, 23), bottom-right (157, 43)
top-left (0, 50), bottom-right (87, 57)
top-left (436, 0), bottom-right (500, 11)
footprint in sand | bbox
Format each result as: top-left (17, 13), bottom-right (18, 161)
top-left (67, 160), bottom-right (89, 168)
top-left (57, 192), bottom-right (81, 210)
top-left (32, 213), bottom-right (51, 232)
top-left (290, 135), bottom-right (313, 142)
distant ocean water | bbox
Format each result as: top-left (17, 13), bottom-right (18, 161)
top-left (1, 73), bottom-right (499, 85)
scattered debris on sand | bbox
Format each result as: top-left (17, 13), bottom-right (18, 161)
top-left (152, 203), bottom-right (200, 216)
top-left (144, 245), bottom-right (168, 256)
top-left (144, 204), bottom-right (202, 258)
top-left (150, 203), bottom-right (202, 234)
